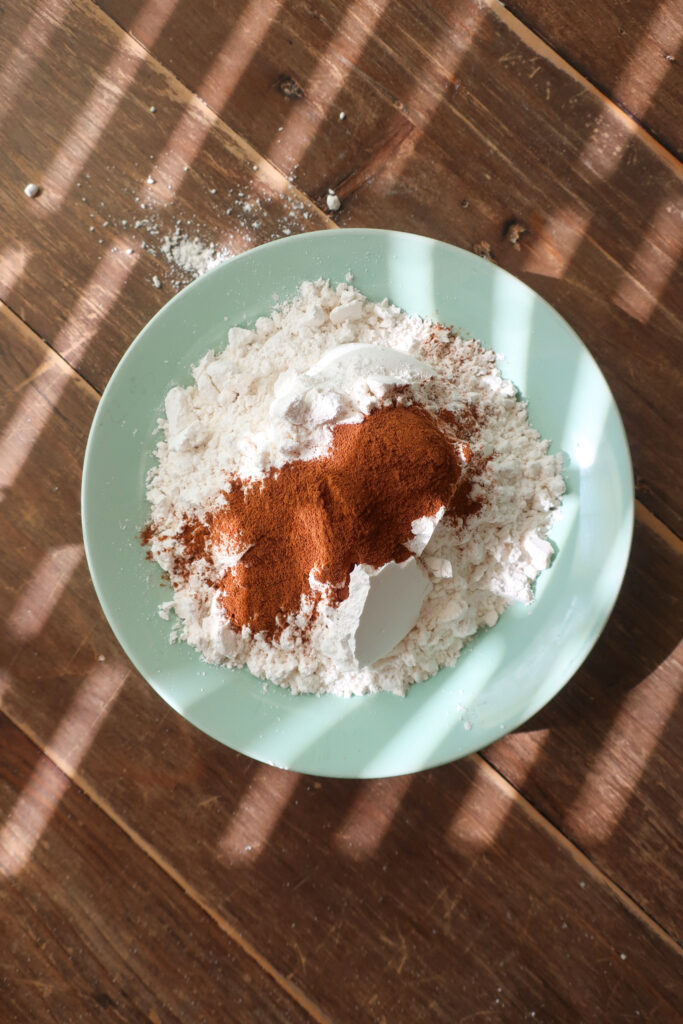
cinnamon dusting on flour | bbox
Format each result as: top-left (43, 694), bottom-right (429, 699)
top-left (141, 279), bottom-right (565, 696)
top-left (162, 404), bottom-right (477, 638)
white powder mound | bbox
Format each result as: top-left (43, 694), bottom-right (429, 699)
top-left (160, 226), bottom-right (230, 281)
top-left (146, 279), bottom-right (565, 697)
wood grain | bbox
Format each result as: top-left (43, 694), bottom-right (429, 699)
top-left (1, 302), bottom-right (682, 1021)
top-left (6, 0), bottom-right (682, 536)
top-left (503, 0), bottom-right (683, 156)
top-left (97, 0), bottom-right (413, 197)
top-left (0, 0), bottom-right (329, 396)
top-left (0, 715), bottom-right (314, 1024)
top-left (2, 2), bottom-right (682, 1018)
top-left (483, 513), bottom-right (683, 938)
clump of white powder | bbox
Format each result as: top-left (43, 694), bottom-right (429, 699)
top-left (146, 280), bottom-right (564, 697)
top-left (160, 226), bottom-right (230, 281)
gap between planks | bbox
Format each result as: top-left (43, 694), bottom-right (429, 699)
top-left (19, 0), bottom-right (683, 440)
top-left (3, 1), bottom-right (681, 1002)
top-left (479, 0), bottom-right (682, 173)
top-left (474, 750), bottom-right (683, 954)
top-left (0, 709), bottom-right (333, 1024)
top-left (93, 0), bottom-right (683, 181)
top-left (489, 0), bottom-right (682, 163)
top-left (3, 691), bottom-right (682, 980)
top-left (635, 500), bottom-right (683, 555)
top-left (78, 0), bottom-right (333, 229)
top-left (88, 0), bottom-right (414, 191)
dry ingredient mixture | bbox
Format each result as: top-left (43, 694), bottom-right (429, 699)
top-left (144, 279), bottom-right (565, 696)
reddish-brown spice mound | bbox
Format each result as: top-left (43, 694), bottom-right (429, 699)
top-left (200, 404), bottom-right (472, 637)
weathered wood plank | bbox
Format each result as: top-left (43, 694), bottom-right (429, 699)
top-left (95, 0), bottom-right (683, 299)
top-left (502, 0), bottom-right (682, 156)
top-left (5, 0), bottom-right (681, 535)
top-left (0, 0), bottom-right (329, 395)
top-left (483, 513), bottom-right (683, 938)
top-left (0, 714), bottom-right (315, 1024)
top-left (1, 303), bottom-right (681, 1021)
top-left (97, 0), bottom-right (414, 197)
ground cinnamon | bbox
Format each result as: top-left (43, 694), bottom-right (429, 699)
top-left (182, 403), bottom-right (475, 637)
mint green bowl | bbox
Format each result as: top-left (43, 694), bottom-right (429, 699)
top-left (82, 229), bottom-right (633, 777)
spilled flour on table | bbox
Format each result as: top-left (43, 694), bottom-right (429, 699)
top-left (73, 168), bottom-right (318, 290)
top-left (159, 226), bottom-right (230, 281)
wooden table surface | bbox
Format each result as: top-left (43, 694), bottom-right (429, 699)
top-left (1, 1), bottom-right (681, 1020)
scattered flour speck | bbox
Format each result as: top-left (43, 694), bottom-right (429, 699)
top-left (160, 226), bottom-right (230, 283)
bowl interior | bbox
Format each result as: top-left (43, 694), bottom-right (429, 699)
top-left (82, 229), bottom-right (633, 777)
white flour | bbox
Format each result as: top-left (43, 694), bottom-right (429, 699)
top-left (146, 280), bottom-right (564, 696)
top-left (73, 170), bottom-right (316, 287)
top-left (160, 226), bottom-right (230, 280)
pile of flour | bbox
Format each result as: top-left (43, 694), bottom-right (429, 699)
top-left (146, 279), bottom-right (564, 696)
top-left (159, 226), bottom-right (230, 282)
